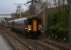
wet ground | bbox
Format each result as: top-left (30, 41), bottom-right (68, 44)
top-left (0, 26), bottom-right (71, 50)
top-left (0, 34), bottom-right (13, 50)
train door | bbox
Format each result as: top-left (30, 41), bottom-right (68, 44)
top-left (32, 19), bottom-right (38, 32)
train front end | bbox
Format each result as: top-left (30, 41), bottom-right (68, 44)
top-left (25, 17), bottom-right (42, 39)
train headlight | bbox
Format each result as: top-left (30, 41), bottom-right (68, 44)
top-left (28, 25), bottom-right (32, 31)
top-left (28, 28), bottom-right (31, 31)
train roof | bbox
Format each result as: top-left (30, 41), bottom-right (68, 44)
top-left (8, 17), bottom-right (28, 23)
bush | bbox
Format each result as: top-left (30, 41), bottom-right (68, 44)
top-left (47, 6), bottom-right (69, 42)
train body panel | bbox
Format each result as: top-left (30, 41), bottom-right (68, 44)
top-left (8, 17), bottom-right (42, 39)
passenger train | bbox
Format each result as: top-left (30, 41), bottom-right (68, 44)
top-left (8, 17), bottom-right (42, 39)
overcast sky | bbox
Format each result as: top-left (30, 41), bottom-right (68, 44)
top-left (0, 0), bottom-right (67, 14)
top-left (0, 0), bottom-right (30, 14)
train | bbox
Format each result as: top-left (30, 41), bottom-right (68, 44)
top-left (8, 17), bottom-right (42, 39)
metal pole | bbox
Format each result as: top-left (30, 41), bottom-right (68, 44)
top-left (42, 3), bottom-right (48, 33)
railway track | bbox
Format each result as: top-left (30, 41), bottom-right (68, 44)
top-left (41, 39), bottom-right (71, 49)
top-left (0, 27), bottom-right (31, 50)
top-left (17, 34), bottom-right (61, 50)
top-left (16, 33), bottom-right (71, 50)
top-left (0, 26), bottom-right (71, 50)
top-left (0, 27), bottom-right (45, 50)
top-left (17, 32), bottom-right (70, 50)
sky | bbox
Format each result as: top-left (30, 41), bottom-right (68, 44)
top-left (0, 0), bottom-right (30, 14)
top-left (0, 0), bottom-right (67, 14)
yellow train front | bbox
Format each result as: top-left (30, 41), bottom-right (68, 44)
top-left (25, 17), bottom-right (41, 39)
